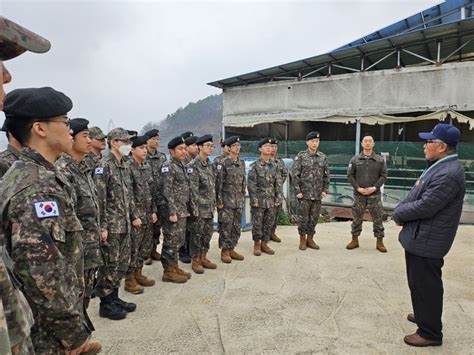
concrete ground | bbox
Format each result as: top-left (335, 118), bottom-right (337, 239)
top-left (89, 221), bottom-right (473, 354)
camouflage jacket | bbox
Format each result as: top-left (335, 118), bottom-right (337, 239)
top-left (130, 159), bottom-right (157, 223)
top-left (56, 153), bottom-right (102, 269)
top-left (212, 154), bottom-right (226, 175)
top-left (188, 155), bottom-right (216, 218)
top-left (0, 145), bottom-right (20, 178)
top-left (159, 158), bottom-right (190, 219)
top-left (347, 152), bottom-right (387, 196)
top-left (83, 152), bottom-right (102, 175)
top-left (215, 156), bottom-right (246, 209)
top-left (146, 149), bottom-right (167, 206)
top-left (0, 147), bottom-right (89, 350)
top-left (94, 153), bottom-right (137, 234)
top-left (247, 158), bottom-right (282, 208)
top-left (273, 156), bottom-right (288, 188)
top-left (292, 150), bottom-right (330, 200)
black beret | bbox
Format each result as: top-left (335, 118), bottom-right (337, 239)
top-left (223, 136), bottom-right (240, 146)
top-left (131, 135), bottom-right (148, 148)
top-left (185, 136), bottom-right (198, 146)
top-left (69, 118), bottom-right (89, 136)
top-left (127, 130), bottom-right (138, 138)
top-left (181, 131), bottom-right (193, 140)
top-left (168, 136), bottom-right (186, 149)
top-left (196, 134), bottom-right (213, 146)
top-left (270, 138), bottom-right (278, 144)
top-left (3, 87), bottom-right (72, 119)
top-left (258, 137), bottom-right (272, 147)
top-left (144, 129), bottom-right (159, 138)
top-left (306, 131), bottom-right (320, 141)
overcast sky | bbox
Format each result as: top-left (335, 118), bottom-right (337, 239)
top-left (1, 0), bottom-right (439, 133)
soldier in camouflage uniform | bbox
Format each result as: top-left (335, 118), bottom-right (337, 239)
top-left (94, 127), bottom-right (139, 320)
top-left (346, 133), bottom-right (388, 252)
top-left (125, 135), bottom-right (158, 294)
top-left (247, 138), bottom-right (282, 256)
top-left (144, 129), bottom-right (167, 264)
top-left (1, 87), bottom-right (92, 353)
top-left (292, 131), bottom-right (330, 251)
top-left (270, 138), bottom-right (288, 243)
top-left (83, 126), bottom-right (106, 173)
top-left (212, 140), bottom-right (230, 174)
top-left (159, 136), bottom-right (192, 283)
top-left (0, 124), bottom-right (21, 178)
top-left (187, 135), bottom-right (218, 274)
top-left (216, 136), bottom-right (246, 263)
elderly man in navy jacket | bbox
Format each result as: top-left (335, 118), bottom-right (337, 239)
top-left (393, 123), bottom-right (465, 347)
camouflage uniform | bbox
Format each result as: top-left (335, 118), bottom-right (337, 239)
top-left (83, 152), bottom-right (102, 174)
top-left (212, 154), bottom-right (226, 175)
top-left (215, 156), bottom-right (246, 249)
top-left (271, 157), bottom-right (288, 235)
top-left (159, 158), bottom-right (190, 269)
top-left (187, 155), bottom-right (216, 257)
top-left (0, 144), bottom-right (20, 178)
top-left (129, 159), bottom-right (156, 269)
top-left (247, 159), bottom-right (281, 241)
top-left (0, 147), bottom-right (90, 353)
top-left (347, 152), bottom-right (387, 238)
top-left (292, 150), bottom-right (330, 236)
top-left (93, 153), bottom-right (136, 298)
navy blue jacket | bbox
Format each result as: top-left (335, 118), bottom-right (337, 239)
top-left (393, 155), bottom-right (465, 258)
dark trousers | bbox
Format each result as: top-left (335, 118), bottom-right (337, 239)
top-left (405, 251), bottom-right (444, 341)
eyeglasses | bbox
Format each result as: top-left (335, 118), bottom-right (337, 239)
top-left (425, 139), bottom-right (445, 144)
top-left (202, 143), bottom-right (215, 148)
top-left (34, 118), bottom-right (70, 128)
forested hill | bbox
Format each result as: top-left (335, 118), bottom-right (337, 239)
top-left (141, 94), bottom-right (223, 144)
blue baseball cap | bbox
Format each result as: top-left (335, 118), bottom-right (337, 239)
top-left (418, 123), bottom-right (460, 146)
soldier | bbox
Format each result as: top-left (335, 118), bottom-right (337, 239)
top-left (292, 131), bottom-right (330, 251)
top-left (270, 138), bottom-right (288, 243)
top-left (94, 128), bottom-right (139, 320)
top-left (212, 140), bottom-right (230, 174)
top-left (55, 118), bottom-right (103, 353)
top-left (125, 135), bottom-right (158, 294)
top-left (0, 123), bottom-right (21, 178)
top-left (247, 137), bottom-right (282, 256)
top-left (83, 126), bottom-right (106, 172)
top-left (216, 136), bottom-right (246, 263)
top-left (144, 128), bottom-right (167, 264)
top-left (346, 133), bottom-right (388, 252)
top-left (159, 136), bottom-right (192, 283)
top-left (1, 87), bottom-right (91, 353)
top-left (188, 134), bottom-right (218, 274)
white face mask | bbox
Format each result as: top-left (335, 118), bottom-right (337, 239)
top-left (118, 144), bottom-right (132, 157)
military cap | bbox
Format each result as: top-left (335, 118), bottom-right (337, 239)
top-left (69, 118), bottom-right (89, 136)
top-left (185, 135), bottom-right (198, 146)
top-left (107, 127), bottom-right (133, 141)
top-left (223, 136), bottom-right (240, 146)
top-left (306, 131), bottom-right (320, 141)
top-left (89, 126), bottom-right (106, 140)
top-left (181, 131), bottom-right (194, 140)
top-left (258, 137), bottom-right (272, 147)
top-left (168, 136), bottom-right (186, 149)
top-left (0, 16), bottom-right (51, 61)
top-left (144, 129), bottom-right (159, 138)
top-left (127, 130), bottom-right (138, 138)
top-left (3, 87), bottom-right (72, 119)
top-left (270, 138), bottom-right (279, 145)
top-left (131, 135), bottom-right (149, 148)
top-left (196, 134), bottom-right (213, 146)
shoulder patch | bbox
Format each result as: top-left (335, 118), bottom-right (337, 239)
top-left (34, 201), bottom-right (60, 219)
top-left (348, 163), bottom-right (352, 168)
top-left (187, 167), bottom-right (193, 174)
top-left (161, 166), bottom-right (169, 173)
top-left (94, 167), bottom-right (104, 175)
top-left (294, 156), bottom-right (299, 161)
top-left (217, 164), bottom-right (222, 170)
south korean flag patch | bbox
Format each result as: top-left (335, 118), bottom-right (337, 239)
top-left (94, 167), bottom-right (104, 175)
top-left (187, 168), bottom-right (193, 174)
top-left (34, 201), bottom-right (60, 219)
top-left (161, 166), bottom-right (169, 173)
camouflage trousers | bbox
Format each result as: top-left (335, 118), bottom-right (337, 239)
top-left (84, 267), bottom-right (97, 299)
top-left (271, 205), bottom-right (281, 235)
top-left (297, 199), bottom-right (322, 236)
top-left (351, 194), bottom-right (385, 238)
top-left (95, 233), bottom-right (131, 298)
top-left (188, 217), bottom-right (214, 257)
top-left (218, 208), bottom-right (243, 250)
top-left (161, 217), bottom-right (186, 269)
top-left (251, 207), bottom-right (275, 241)
top-left (83, 240), bottom-right (103, 271)
top-left (129, 222), bottom-right (154, 270)
top-left (152, 219), bottom-right (162, 247)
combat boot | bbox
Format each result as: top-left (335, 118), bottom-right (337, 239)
top-left (221, 249), bottom-right (232, 263)
top-left (174, 262), bottom-right (192, 279)
top-left (270, 233), bottom-right (282, 243)
top-left (299, 235), bottom-right (307, 250)
top-left (376, 238), bottom-right (387, 253)
top-left (261, 241), bottom-right (275, 255)
top-left (346, 236), bottom-right (359, 250)
top-left (306, 234), bottom-right (320, 250)
top-left (81, 341), bottom-right (102, 354)
top-left (144, 257), bottom-right (152, 265)
top-left (135, 267), bottom-right (155, 287)
top-left (162, 266), bottom-right (188, 283)
top-left (112, 288), bottom-right (137, 312)
top-left (229, 248), bottom-right (244, 261)
top-left (124, 273), bottom-right (144, 294)
top-left (201, 252), bottom-right (217, 269)
top-left (253, 240), bottom-right (262, 256)
top-left (192, 257), bottom-right (204, 274)
top-left (151, 249), bottom-right (161, 261)
top-left (99, 293), bottom-right (127, 320)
